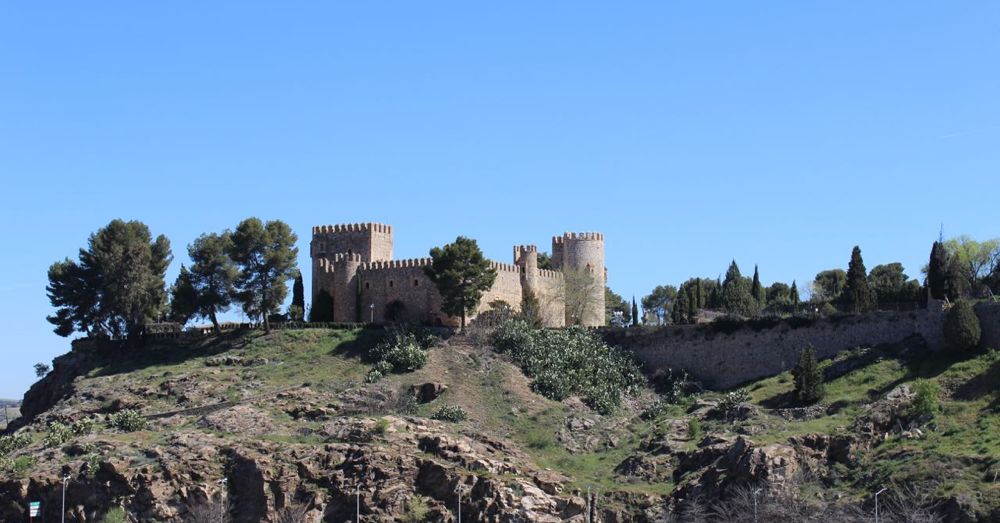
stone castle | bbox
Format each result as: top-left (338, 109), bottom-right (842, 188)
top-left (310, 223), bottom-right (606, 327)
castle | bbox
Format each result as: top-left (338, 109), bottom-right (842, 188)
top-left (310, 223), bottom-right (606, 327)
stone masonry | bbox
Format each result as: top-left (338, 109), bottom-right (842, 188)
top-left (310, 223), bottom-right (606, 327)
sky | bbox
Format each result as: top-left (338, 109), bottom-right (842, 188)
top-left (1, 2), bottom-right (998, 398)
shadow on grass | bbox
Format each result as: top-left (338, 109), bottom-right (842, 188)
top-left (952, 354), bottom-right (1000, 401)
top-left (90, 330), bottom-right (251, 377)
top-left (328, 328), bottom-right (387, 363)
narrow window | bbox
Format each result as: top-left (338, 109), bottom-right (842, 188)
top-left (389, 280), bottom-right (394, 288)
top-left (365, 282), bottom-right (370, 290)
top-left (414, 279), bottom-right (419, 287)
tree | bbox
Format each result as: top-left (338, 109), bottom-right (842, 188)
top-left (47, 219), bottom-right (172, 342)
top-left (548, 268), bottom-right (603, 326)
top-left (171, 232), bottom-right (238, 333)
top-left (868, 262), bottom-right (908, 306)
top-left (722, 261), bottom-right (756, 317)
top-left (927, 241), bottom-right (949, 300)
top-left (789, 280), bottom-right (800, 307)
top-left (840, 246), bottom-right (875, 313)
top-left (34, 363), bottom-right (50, 377)
top-left (631, 297), bottom-right (640, 326)
top-left (228, 218), bottom-right (299, 333)
top-left (792, 345), bottom-right (824, 405)
top-left (605, 287), bottom-right (631, 325)
top-left (520, 288), bottom-right (543, 328)
top-left (537, 252), bottom-right (554, 270)
top-left (424, 236), bottom-right (497, 330)
top-left (765, 282), bottom-right (791, 312)
top-left (944, 300), bottom-right (981, 351)
top-left (641, 285), bottom-right (677, 325)
top-left (671, 289), bottom-right (691, 324)
top-left (944, 254), bottom-right (968, 301)
top-left (290, 271), bottom-right (305, 321)
top-left (309, 289), bottom-right (334, 322)
top-left (750, 265), bottom-right (765, 305)
top-left (811, 269), bottom-right (847, 304)
top-left (943, 236), bottom-right (1000, 295)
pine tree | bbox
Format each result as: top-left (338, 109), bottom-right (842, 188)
top-left (790, 280), bottom-right (800, 307)
top-left (425, 236), bottom-right (498, 330)
top-left (928, 241), bottom-right (949, 300)
top-left (631, 297), bottom-right (640, 326)
top-left (792, 345), bottom-right (824, 404)
top-left (722, 261), bottom-right (755, 316)
top-left (840, 246), bottom-right (876, 313)
top-left (229, 218), bottom-right (299, 333)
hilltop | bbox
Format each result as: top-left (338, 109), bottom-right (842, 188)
top-left (1, 326), bottom-right (998, 522)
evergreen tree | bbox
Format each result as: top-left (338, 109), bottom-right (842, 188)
top-left (790, 280), bottom-right (800, 307)
top-left (928, 241), bottom-right (949, 300)
top-left (309, 289), bottom-right (334, 322)
top-left (944, 300), bottom-right (981, 351)
top-left (47, 219), bottom-right (172, 342)
top-left (792, 345), bottom-right (824, 404)
top-left (631, 297), bottom-right (640, 326)
top-left (721, 261), bottom-right (756, 316)
top-left (840, 246), bottom-right (876, 313)
top-left (228, 218), bottom-right (299, 333)
top-left (520, 289), bottom-right (543, 328)
top-left (605, 287), bottom-right (631, 325)
top-left (168, 265), bottom-right (199, 325)
top-left (641, 285), bottom-right (677, 325)
top-left (169, 232), bottom-right (238, 333)
top-left (945, 255), bottom-right (968, 301)
top-left (751, 265), bottom-right (766, 306)
top-left (290, 271), bottom-right (305, 321)
top-left (425, 236), bottom-right (498, 330)
top-left (672, 290), bottom-right (690, 324)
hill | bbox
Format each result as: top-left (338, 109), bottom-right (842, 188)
top-left (1, 327), bottom-right (998, 521)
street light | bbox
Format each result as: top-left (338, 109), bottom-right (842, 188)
top-left (218, 478), bottom-right (228, 523)
top-left (752, 488), bottom-right (762, 523)
top-left (369, 303), bottom-right (375, 323)
top-left (874, 487), bottom-right (887, 523)
top-left (355, 481), bottom-right (362, 523)
top-left (61, 475), bottom-right (70, 523)
top-left (586, 485), bottom-right (593, 523)
top-left (456, 484), bottom-right (465, 522)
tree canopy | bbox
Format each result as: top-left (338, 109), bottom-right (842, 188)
top-left (425, 236), bottom-right (497, 330)
top-left (641, 284), bottom-right (677, 325)
top-left (228, 218), bottom-right (299, 332)
top-left (47, 219), bottom-right (172, 341)
top-left (722, 261), bottom-right (756, 317)
top-left (840, 246), bottom-right (876, 313)
top-left (169, 232), bottom-right (238, 333)
top-left (811, 269), bottom-right (847, 304)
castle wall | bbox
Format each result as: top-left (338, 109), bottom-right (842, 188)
top-left (535, 268), bottom-right (566, 327)
top-left (358, 259), bottom-right (444, 324)
top-left (976, 303), bottom-right (1000, 350)
top-left (478, 262), bottom-right (525, 314)
top-left (605, 310), bottom-right (949, 389)
top-left (559, 233), bottom-right (605, 327)
top-left (311, 223), bottom-right (393, 264)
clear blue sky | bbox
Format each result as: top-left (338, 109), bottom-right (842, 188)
top-left (1, 3), bottom-right (998, 398)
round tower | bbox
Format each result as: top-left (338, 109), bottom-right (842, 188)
top-left (559, 232), bottom-right (606, 326)
top-left (514, 244), bottom-right (540, 303)
top-left (332, 253), bottom-right (362, 323)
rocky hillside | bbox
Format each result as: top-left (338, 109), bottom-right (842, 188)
top-left (1, 328), bottom-right (998, 522)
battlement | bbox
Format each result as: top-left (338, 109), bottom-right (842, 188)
top-left (513, 244), bottom-right (538, 254)
top-left (334, 252), bottom-right (363, 263)
top-left (537, 268), bottom-right (563, 279)
top-left (489, 261), bottom-right (521, 273)
top-left (554, 232), bottom-right (604, 242)
top-left (361, 258), bottom-right (433, 271)
top-left (316, 258), bottom-right (335, 273)
top-left (312, 223), bottom-right (393, 235)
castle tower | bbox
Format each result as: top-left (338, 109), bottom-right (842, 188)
top-left (514, 244), bottom-right (539, 300)
top-left (553, 232), bottom-right (606, 327)
top-left (332, 253), bottom-right (362, 322)
top-left (310, 223), bottom-right (393, 305)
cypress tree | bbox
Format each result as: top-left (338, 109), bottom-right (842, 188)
top-left (751, 265), bottom-right (765, 306)
top-left (631, 297), bottom-right (640, 326)
top-left (841, 246), bottom-right (876, 313)
top-left (792, 345), bottom-right (824, 404)
top-left (309, 289), bottom-right (334, 322)
top-left (722, 261), bottom-right (755, 316)
top-left (292, 271), bottom-right (305, 311)
top-left (928, 241), bottom-right (949, 300)
top-left (673, 290), bottom-right (689, 324)
top-left (945, 255), bottom-right (968, 301)
top-left (790, 280), bottom-right (800, 307)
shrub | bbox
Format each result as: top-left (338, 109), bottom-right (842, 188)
top-left (717, 389), bottom-right (751, 420)
top-left (393, 390), bottom-right (419, 416)
top-left (792, 345), bottom-right (824, 405)
top-left (640, 399), bottom-right (672, 421)
top-left (401, 496), bottom-right (431, 523)
top-left (489, 321), bottom-right (645, 414)
top-left (909, 379), bottom-right (940, 419)
top-left (944, 300), bottom-right (981, 351)
top-left (371, 331), bottom-right (429, 373)
top-left (34, 363), bottom-right (50, 377)
top-left (687, 417), bottom-right (702, 441)
top-left (107, 409), bottom-right (147, 432)
top-left (366, 360), bottom-right (393, 383)
top-left (431, 404), bottom-right (467, 422)
top-left (0, 432), bottom-right (31, 457)
top-left (100, 507), bottom-right (127, 523)
top-left (44, 422), bottom-right (75, 447)
top-left (373, 417), bottom-right (390, 435)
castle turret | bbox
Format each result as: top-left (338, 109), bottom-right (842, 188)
top-left (556, 232), bottom-right (605, 327)
top-left (514, 244), bottom-right (539, 301)
top-left (332, 253), bottom-right (362, 322)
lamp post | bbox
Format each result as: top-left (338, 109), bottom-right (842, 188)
top-left (356, 482), bottom-right (361, 523)
top-left (874, 487), bottom-right (887, 523)
top-left (586, 485), bottom-right (592, 523)
top-left (61, 475), bottom-right (70, 523)
top-left (218, 478), bottom-right (227, 523)
top-left (752, 488), bottom-right (762, 523)
top-left (369, 303), bottom-right (375, 323)
top-left (456, 484), bottom-right (465, 522)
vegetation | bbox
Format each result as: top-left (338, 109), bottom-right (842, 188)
top-left (431, 404), bottom-right (467, 422)
top-left (791, 345), bottom-right (824, 405)
top-left (424, 236), bottom-right (497, 330)
top-left (99, 507), bottom-right (127, 523)
top-left (44, 418), bottom-right (94, 447)
top-left (169, 232), bottom-right (238, 333)
top-left (107, 409), bottom-right (147, 432)
top-left (46, 219), bottom-right (172, 341)
top-left (721, 261), bottom-right (756, 317)
top-left (811, 268), bottom-right (847, 305)
top-left (944, 300), bottom-right (982, 351)
top-left (717, 389), bottom-right (750, 420)
top-left (641, 284), bottom-right (677, 325)
top-left (840, 246), bottom-right (876, 313)
top-left (34, 362), bottom-right (50, 377)
top-left (309, 289), bottom-right (334, 322)
top-left (290, 271), bottom-right (305, 322)
top-left (492, 320), bottom-right (644, 414)
top-left (0, 432), bottom-right (31, 457)
top-left (604, 287), bottom-right (631, 325)
top-left (909, 379), bottom-right (940, 418)
top-left (229, 218), bottom-right (299, 332)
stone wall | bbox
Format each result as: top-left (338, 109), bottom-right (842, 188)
top-left (606, 310), bottom-right (950, 389)
top-left (976, 303), bottom-right (1000, 350)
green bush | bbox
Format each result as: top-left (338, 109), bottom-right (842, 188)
top-left (107, 409), bottom-right (147, 432)
top-left (792, 345), bottom-right (824, 405)
top-left (640, 399), bottom-right (673, 421)
top-left (490, 321), bottom-right (645, 415)
top-left (717, 389), bottom-right (751, 420)
top-left (373, 417), bottom-right (390, 435)
top-left (0, 432), bottom-right (31, 457)
top-left (910, 379), bottom-right (940, 419)
top-left (431, 404), bottom-right (467, 423)
top-left (401, 496), bottom-right (431, 522)
top-left (371, 330), bottom-right (429, 374)
top-left (687, 417), bottom-right (702, 441)
top-left (100, 507), bottom-right (127, 523)
top-left (944, 300), bottom-right (981, 351)
top-left (44, 422), bottom-right (74, 447)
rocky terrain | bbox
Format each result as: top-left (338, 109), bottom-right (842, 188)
top-left (1, 328), bottom-right (998, 521)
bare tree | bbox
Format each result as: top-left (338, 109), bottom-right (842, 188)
top-left (184, 495), bottom-right (230, 523)
top-left (274, 504), bottom-right (312, 523)
top-left (544, 269), bottom-right (602, 326)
